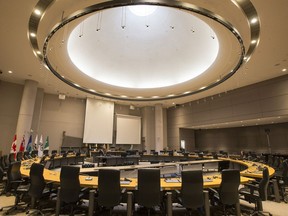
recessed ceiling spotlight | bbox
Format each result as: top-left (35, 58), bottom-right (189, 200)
top-left (251, 40), bottom-right (257, 44)
top-left (74, 83), bottom-right (80, 87)
top-left (168, 94), bottom-right (175, 97)
top-left (105, 93), bottom-right (111, 96)
top-left (199, 86), bottom-right (206, 90)
top-left (36, 51), bottom-right (41, 54)
top-left (34, 9), bottom-right (41, 16)
top-left (8, 70), bottom-right (13, 74)
top-left (30, 33), bottom-right (36, 37)
top-left (282, 68), bottom-right (287, 72)
top-left (136, 96), bottom-right (143, 99)
top-left (250, 18), bottom-right (258, 24)
top-left (121, 95), bottom-right (127, 98)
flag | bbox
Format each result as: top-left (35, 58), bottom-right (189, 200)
top-left (26, 134), bottom-right (32, 152)
top-left (33, 134), bottom-right (38, 150)
top-left (38, 135), bottom-right (43, 157)
top-left (19, 135), bottom-right (25, 152)
top-left (44, 136), bottom-right (49, 150)
top-left (10, 134), bottom-right (17, 158)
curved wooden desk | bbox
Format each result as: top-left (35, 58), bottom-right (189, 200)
top-left (19, 156), bottom-right (276, 216)
top-left (20, 156), bottom-right (271, 189)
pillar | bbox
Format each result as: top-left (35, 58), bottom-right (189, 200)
top-left (16, 80), bottom-right (38, 148)
top-left (155, 104), bottom-right (165, 152)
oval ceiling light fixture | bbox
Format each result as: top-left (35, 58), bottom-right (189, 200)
top-left (67, 6), bottom-right (219, 89)
top-left (29, 0), bottom-right (260, 102)
top-left (128, 5), bottom-right (157, 16)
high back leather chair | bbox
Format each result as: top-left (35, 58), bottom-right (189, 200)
top-left (176, 170), bottom-right (210, 215)
top-left (26, 163), bottom-right (54, 215)
top-left (8, 153), bottom-right (15, 164)
top-left (137, 168), bottom-right (162, 215)
top-left (219, 169), bottom-right (240, 205)
top-left (239, 167), bottom-right (271, 215)
top-left (16, 151), bottom-right (23, 161)
top-left (2, 161), bottom-right (29, 214)
top-left (210, 169), bottom-right (240, 216)
top-left (56, 165), bottom-right (88, 215)
top-left (97, 169), bottom-right (123, 213)
top-left (3, 155), bottom-right (9, 169)
top-left (60, 166), bottom-right (81, 203)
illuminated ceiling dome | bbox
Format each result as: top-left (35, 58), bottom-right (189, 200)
top-left (67, 6), bottom-right (219, 89)
top-left (28, 0), bottom-right (259, 103)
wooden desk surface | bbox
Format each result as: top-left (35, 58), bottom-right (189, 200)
top-left (20, 156), bottom-right (271, 189)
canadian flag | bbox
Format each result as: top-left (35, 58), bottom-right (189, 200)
top-left (10, 134), bottom-right (17, 158)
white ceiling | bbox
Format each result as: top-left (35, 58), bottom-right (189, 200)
top-left (0, 0), bottom-right (288, 128)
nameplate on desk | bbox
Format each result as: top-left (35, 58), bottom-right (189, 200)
top-left (120, 180), bottom-right (131, 185)
top-left (165, 179), bottom-right (181, 183)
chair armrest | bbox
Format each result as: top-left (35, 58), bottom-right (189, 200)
top-left (175, 189), bottom-right (180, 195)
top-left (243, 183), bottom-right (259, 190)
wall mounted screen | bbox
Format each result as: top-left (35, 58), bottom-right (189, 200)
top-left (83, 98), bottom-right (114, 143)
top-left (116, 114), bottom-right (141, 145)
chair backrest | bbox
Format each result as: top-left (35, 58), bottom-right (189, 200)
top-left (31, 150), bottom-right (38, 158)
top-left (273, 156), bottom-right (280, 168)
top-left (6, 161), bottom-right (22, 192)
top-left (137, 168), bottom-right (161, 208)
top-left (258, 167), bottom-right (269, 201)
top-left (23, 151), bottom-right (30, 160)
top-left (16, 151), bottom-right (23, 161)
top-left (0, 166), bottom-right (4, 183)
top-left (181, 170), bottom-right (204, 209)
top-left (0, 156), bottom-right (5, 169)
top-left (219, 169), bottom-right (240, 205)
top-left (51, 150), bottom-right (57, 155)
top-left (7, 161), bottom-right (22, 182)
top-left (282, 160), bottom-right (288, 185)
top-left (28, 163), bottom-right (46, 199)
top-left (43, 150), bottom-right (49, 156)
top-left (60, 166), bottom-right (81, 203)
top-left (9, 153), bottom-right (15, 164)
top-left (98, 169), bottom-right (121, 208)
top-left (3, 155), bottom-right (9, 167)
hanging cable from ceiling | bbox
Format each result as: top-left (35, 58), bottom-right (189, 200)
top-left (121, 7), bottom-right (127, 29)
top-left (96, 11), bottom-right (102, 31)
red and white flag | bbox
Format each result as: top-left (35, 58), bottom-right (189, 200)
top-left (19, 135), bottom-right (25, 152)
top-left (10, 134), bottom-right (17, 158)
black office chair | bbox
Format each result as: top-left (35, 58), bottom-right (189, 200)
top-left (8, 152), bottom-right (16, 164)
top-left (0, 166), bottom-right (7, 195)
top-left (23, 151), bottom-right (31, 160)
top-left (26, 163), bottom-right (55, 215)
top-left (43, 149), bottom-right (49, 156)
top-left (0, 156), bottom-right (7, 171)
top-left (31, 150), bottom-right (38, 158)
top-left (239, 167), bottom-right (272, 216)
top-left (278, 160), bottom-right (288, 202)
top-left (136, 168), bottom-right (163, 215)
top-left (51, 150), bottom-right (57, 155)
top-left (209, 169), bottom-right (241, 216)
top-left (96, 169), bottom-right (127, 214)
top-left (3, 155), bottom-right (9, 170)
top-left (16, 151), bottom-right (23, 161)
top-left (175, 170), bottom-right (210, 216)
top-left (1, 161), bottom-right (29, 215)
top-left (56, 165), bottom-right (88, 215)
